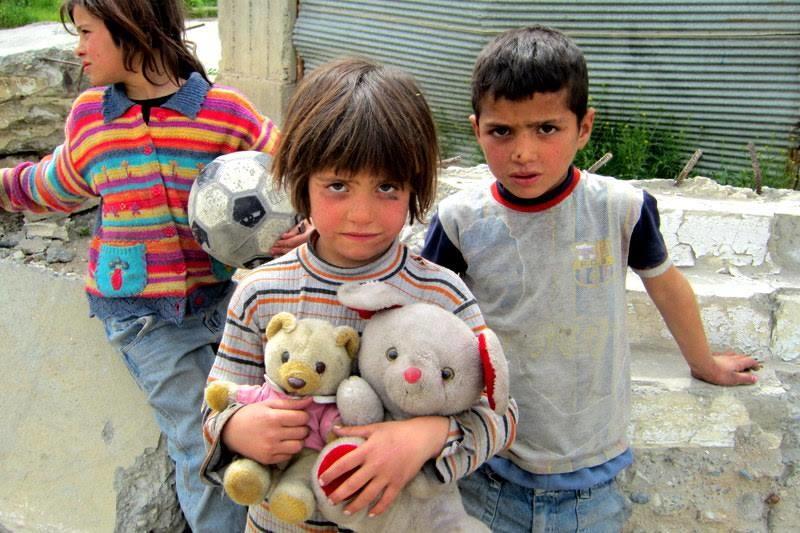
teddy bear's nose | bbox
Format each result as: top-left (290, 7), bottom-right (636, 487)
top-left (287, 377), bottom-right (306, 389)
top-left (404, 367), bottom-right (422, 384)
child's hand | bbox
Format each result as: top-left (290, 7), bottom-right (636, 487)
top-left (319, 416), bottom-right (449, 517)
top-left (222, 396), bottom-right (313, 464)
top-left (690, 351), bottom-right (761, 386)
top-left (269, 218), bottom-right (314, 257)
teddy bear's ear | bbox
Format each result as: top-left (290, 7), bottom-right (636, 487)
top-left (266, 312), bottom-right (297, 338)
top-left (334, 326), bottom-right (360, 359)
top-left (338, 281), bottom-right (412, 313)
top-left (478, 328), bottom-right (510, 415)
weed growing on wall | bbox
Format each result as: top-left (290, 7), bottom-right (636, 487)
top-left (574, 111), bottom-right (686, 181)
top-left (715, 146), bottom-right (795, 190)
top-left (576, 108), bottom-right (796, 190)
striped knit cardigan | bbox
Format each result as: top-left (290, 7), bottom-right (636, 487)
top-left (201, 238), bottom-right (519, 533)
top-left (0, 73), bottom-right (279, 322)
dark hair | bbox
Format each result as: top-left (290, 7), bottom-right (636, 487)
top-left (471, 25), bottom-right (588, 121)
top-left (60, 0), bottom-right (208, 85)
top-left (273, 58), bottom-right (439, 224)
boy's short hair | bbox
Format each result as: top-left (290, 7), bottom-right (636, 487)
top-left (471, 25), bottom-right (589, 121)
top-left (273, 57), bottom-right (439, 224)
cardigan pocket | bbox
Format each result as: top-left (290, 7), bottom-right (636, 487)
top-left (96, 243), bottom-right (148, 297)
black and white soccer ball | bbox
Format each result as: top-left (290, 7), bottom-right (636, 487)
top-left (188, 151), bottom-right (296, 269)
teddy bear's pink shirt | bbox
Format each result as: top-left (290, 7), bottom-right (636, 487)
top-left (235, 384), bottom-right (339, 451)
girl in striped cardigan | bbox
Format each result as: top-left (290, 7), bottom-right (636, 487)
top-left (0, 1), bottom-right (309, 530)
top-left (202, 57), bottom-right (519, 533)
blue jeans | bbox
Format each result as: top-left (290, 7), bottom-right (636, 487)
top-left (459, 463), bottom-right (630, 533)
top-left (103, 296), bottom-right (246, 533)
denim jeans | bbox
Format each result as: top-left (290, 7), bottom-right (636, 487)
top-left (459, 463), bottom-right (630, 533)
top-left (102, 295), bottom-right (246, 533)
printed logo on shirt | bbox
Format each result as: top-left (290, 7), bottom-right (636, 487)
top-left (573, 240), bottom-right (614, 287)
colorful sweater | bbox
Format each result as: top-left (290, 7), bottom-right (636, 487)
top-left (0, 73), bottom-right (279, 322)
top-left (201, 236), bottom-right (519, 533)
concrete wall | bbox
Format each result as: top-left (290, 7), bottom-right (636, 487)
top-left (0, 263), bottom-right (166, 532)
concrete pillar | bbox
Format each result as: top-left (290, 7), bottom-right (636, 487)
top-left (217, 0), bottom-right (298, 125)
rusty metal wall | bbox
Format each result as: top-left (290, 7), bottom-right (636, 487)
top-left (293, 0), bottom-right (800, 177)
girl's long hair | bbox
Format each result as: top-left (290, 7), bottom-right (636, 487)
top-left (61, 0), bottom-right (209, 85)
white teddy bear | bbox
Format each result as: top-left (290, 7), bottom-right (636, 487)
top-left (311, 281), bottom-right (510, 532)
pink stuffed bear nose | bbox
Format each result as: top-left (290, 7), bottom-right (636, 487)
top-left (404, 367), bottom-right (422, 383)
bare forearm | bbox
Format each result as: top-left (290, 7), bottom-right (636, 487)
top-left (642, 266), bottom-right (759, 385)
top-left (643, 266), bottom-right (712, 374)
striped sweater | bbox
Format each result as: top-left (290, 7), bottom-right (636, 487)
top-left (201, 237), bottom-right (519, 533)
top-left (0, 73), bottom-right (279, 322)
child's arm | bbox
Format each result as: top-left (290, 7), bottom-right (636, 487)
top-left (0, 94), bottom-right (98, 214)
top-left (320, 395), bottom-right (518, 516)
top-left (201, 393), bottom-right (314, 485)
top-left (642, 265), bottom-right (760, 385)
top-left (317, 416), bottom-right (450, 516)
top-left (1, 144), bottom-right (93, 214)
top-left (221, 396), bottom-right (313, 465)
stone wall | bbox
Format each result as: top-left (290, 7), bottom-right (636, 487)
top-left (0, 24), bottom-right (83, 161)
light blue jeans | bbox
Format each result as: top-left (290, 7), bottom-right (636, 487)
top-left (459, 463), bottom-right (630, 533)
top-left (103, 296), bottom-right (246, 533)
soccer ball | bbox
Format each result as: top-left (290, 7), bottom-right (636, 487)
top-left (188, 151), bottom-right (296, 269)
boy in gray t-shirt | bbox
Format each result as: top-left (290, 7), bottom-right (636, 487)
top-left (422, 25), bottom-right (760, 532)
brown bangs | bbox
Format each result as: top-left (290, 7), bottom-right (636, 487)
top-left (273, 58), bottom-right (438, 223)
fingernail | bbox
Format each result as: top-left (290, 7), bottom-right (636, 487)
top-left (368, 513), bottom-right (376, 518)
top-left (343, 509), bottom-right (351, 516)
top-left (327, 498), bottom-right (334, 506)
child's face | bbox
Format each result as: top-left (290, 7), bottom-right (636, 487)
top-left (72, 5), bottom-right (129, 88)
top-left (308, 169), bottom-right (410, 268)
top-left (471, 89), bottom-right (594, 200)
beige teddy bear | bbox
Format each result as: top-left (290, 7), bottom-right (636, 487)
top-left (205, 312), bottom-right (359, 524)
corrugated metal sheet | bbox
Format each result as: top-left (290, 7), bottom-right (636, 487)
top-left (294, 1), bottom-right (800, 178)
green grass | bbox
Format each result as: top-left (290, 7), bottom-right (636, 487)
top-left (0, 0), bottom-right (217, 29)
top-left (574, 111), bottom-right (687, 181)
top-left (0, 0), bottom-right (62, 29)
top-left (185, 0), bottom-right (218, 17)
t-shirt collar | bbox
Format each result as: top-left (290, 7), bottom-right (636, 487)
top-left (102, 71), bottom-right (210, 123)
top-left (491, 165), bottom-right (581, 212)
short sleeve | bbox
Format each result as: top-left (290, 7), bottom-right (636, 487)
top-left (629, 190), bottom-right (670, 276)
